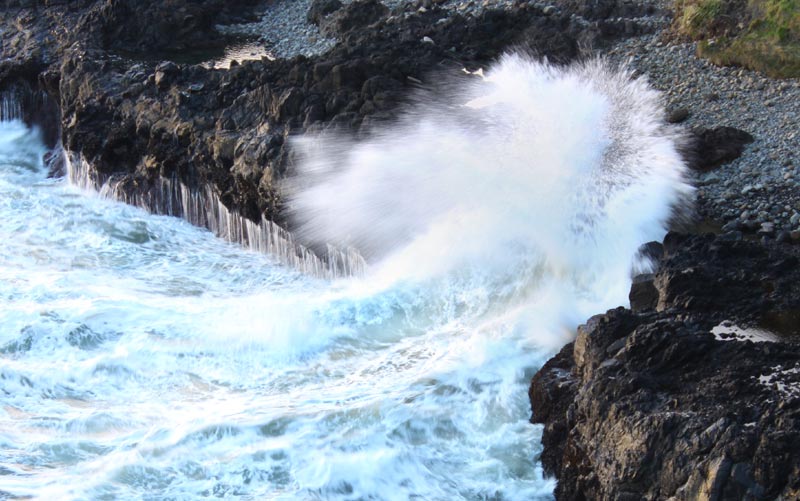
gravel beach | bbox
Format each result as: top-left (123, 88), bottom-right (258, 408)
top-left (217, 0), bottom-right (338, 58)
top-left (609, 34), bottom-right (800, 238)
top-left (218, 0), bottom-right (531, 59)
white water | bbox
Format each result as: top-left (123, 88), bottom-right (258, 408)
top-left (0, 94), bottom-right (23, 123)
top-left (63, 152), bottom-right (366, 280)
top-left (0, 56), bottom-right (692, 500)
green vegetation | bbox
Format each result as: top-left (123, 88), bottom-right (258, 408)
top-left (677, 0), bottom-right (725, 37)
top-left (673, 0), bottom-right (800, 78)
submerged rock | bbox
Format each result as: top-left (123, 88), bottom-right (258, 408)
top-left (530, 234), bottom-right (800, 500)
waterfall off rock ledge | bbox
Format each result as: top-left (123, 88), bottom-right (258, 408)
top-left (65, 153), bottom-right (366, 279)
top-left (0, 92), bottom-right (23, 122)
top-left (2, 87), bottom-right (366, 279)
top-left (0, 87), bottom-right (60, 147)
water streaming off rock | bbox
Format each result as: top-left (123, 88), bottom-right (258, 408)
top-left (0, 94), bottom-right (23, 123)
top-left (65, 154), bottom-right (366, 280)
top-left (0, 56), bottom-right (692, 500)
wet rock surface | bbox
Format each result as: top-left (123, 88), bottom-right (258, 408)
top-left (0, 0), bottom-right (618, 224)
top-left (531, 233), bottom-right (800, 500)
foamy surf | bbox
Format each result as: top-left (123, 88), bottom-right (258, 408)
top-left (0, 55), bottom-right (691, 500)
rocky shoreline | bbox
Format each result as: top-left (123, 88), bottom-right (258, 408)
top-left (531, 233), bottom-right (800, 499)
top-left (0, 0), bottom-right (602, 230)
top-left (2, 0), bottom-right (799, 498)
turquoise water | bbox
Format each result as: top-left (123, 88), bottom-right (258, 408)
top-left (0, 120), bottom-right (555, 500)
top-left (0, 56), bottom-right (692, 500)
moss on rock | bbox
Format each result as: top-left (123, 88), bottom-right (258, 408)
top-left (673, 0), bottom-right (800, 78)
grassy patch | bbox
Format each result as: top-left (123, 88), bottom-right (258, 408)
top-left (677, 0), bottom-right (725, 38)
top-left (673, 0), bottom-right (800, 78)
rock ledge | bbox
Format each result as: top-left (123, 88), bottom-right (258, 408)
top-left (530, 233), bottom-right (800, 500)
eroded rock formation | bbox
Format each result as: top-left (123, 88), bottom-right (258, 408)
top-left (531, 233), bottom-right (800, 500)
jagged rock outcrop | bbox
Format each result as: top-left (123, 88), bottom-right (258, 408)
top-left (530, 233), bottom-right (800, 500)
top-left (86, 0), bottom-right (262, 52)
top-left (0, 0), bottom-right (659, 228)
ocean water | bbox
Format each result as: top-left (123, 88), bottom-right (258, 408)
top-left (0, 55), bottom-right (692, 500)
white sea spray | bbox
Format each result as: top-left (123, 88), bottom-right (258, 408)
top-left (0, 54), bottom-right (692, 500)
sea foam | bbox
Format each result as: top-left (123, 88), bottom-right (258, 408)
top-left (288, 54), bottom-right (693, 317)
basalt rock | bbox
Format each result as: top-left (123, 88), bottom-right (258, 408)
top-left (530, 233), bottom-right (800, 500)
top-left (1, 0), bottom-right (663, 231)
top-left (628, 273), bottom-right (657, 313)
top-left (689, 126), bottom-right (755, 171)
top-left (318, 0), bottom-right (389, 38)
top-left (666, 106), bottom-right (690, 124)
top-left (307, 0), bottom-right (343, 26)
top-left (1, 0), bottom-right (591, 227)
top-left (85, 0), bottom-right (263, 53)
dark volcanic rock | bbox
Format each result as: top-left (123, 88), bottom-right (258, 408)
top-left (628, 273), bottom-right (657, 312)
top-left (689, 126), bottom-right (755, 171)
top-left (1, 0), bottom-right (588, 226)
top-left (307, 0), bottom-right (343, 25)
top-left (0, 0), bottom-right (667, 231)
top-left (319, 0), bottom-right (385, 37)
top-left (531, 234), bottom-right (800, 500)
top-left (88, 0), bottom-right (262, 52)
